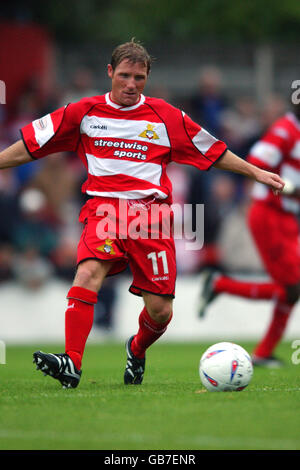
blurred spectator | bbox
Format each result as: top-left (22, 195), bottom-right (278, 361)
top-left (146, 84), bottom-right (172, 102)
top-left (221, 96), bottom-right (261, 157)
top-left (167, 162), bottom-right (200, 273)
top-left (0, 168), bottom-right (20, 245)
top-left (30, 152), bottom-right (85, 281)
top-left (60, 67), bottom-right (100, 105)
top-left (186, 66), bottom-right (230, 232)
top-left (31, 153), bottom-right (81, 219)
top-left (52, 238), bottom-right (77, 281)
top-left (188, 170), bottom-right (238, 272)
top-left (13, 187), bottom-right (59, 255)
top-left (217, 179), bottom-right (264, 273)
top-left (188, 66), bottom-right (228, 137)
top-left (13, 245), bottom-right (54, 290)
top-left (7, 87), bottom-right (44, 142)
top-left (205, 173), bottom-right (238, 270)
top-left (260, 94), bottom-right (288, 130)
top-left (210, 173), bottom-right (238, 218)
top-left (94, 278), bottom-right (118, 331)
top-left (0, 244), bottom-right (14, 282)
top-left (10, 188), bottom-right (57, 289)
top-left (6, 87), bottom-right (45, 190)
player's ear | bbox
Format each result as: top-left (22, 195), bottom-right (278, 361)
top-left (107, 64), bottom-right (114, 79)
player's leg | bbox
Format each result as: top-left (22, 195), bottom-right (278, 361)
top-left (213, 276), bottom-right (287, 301)
top-left (252, 282), bottom-right (300, 365)
top-left (33, 259), bottom-right (114, 388)
top-left (131, 292), bottom-right (173, 358)
top-left (198, 202), bottom-right (289, 316)
top-left (124, 204), bottom-right (176, 384)
top-left (124, 293), bottom-right (173, 385)
top-left (198, 202), bottom-right (297, 316)
top-left (198, 270), bottom-right (287, 317)
top-left (34, 197), bottom-right (129, 387)
top-left (64, 258), bottom-right (114, 370)
top-left (248, 203), bottom-right (300, 364)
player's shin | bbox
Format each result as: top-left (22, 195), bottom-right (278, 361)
top-left (131, 307), bottom-right (173, 359)
top-left (253, 301), bottom-right (293, 359)
top-left (65, 286), bottom-right (98, 370)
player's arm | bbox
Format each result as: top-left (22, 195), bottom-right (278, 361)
top-left (0, 140), bottom-right (33, 169)
top-left (214, 149), bottom-right (285, 194)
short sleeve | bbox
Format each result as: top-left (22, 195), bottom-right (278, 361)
top-left (170, 112), bottom-right (227, 170)
top-left (20, 102), bottom-right (83, 159)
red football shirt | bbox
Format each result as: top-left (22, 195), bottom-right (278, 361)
top-left (247, 112), bottom-right (300, 214)
top-left (21, 93), bottom-right (227, 203)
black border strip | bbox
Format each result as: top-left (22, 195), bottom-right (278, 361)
top-left (19, 130), bottom-right (37, 160)
top-left (208, 146), bottom-right (228, 170)
top-left (129, 284), bottom-right (175, 299)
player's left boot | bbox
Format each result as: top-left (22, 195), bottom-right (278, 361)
top-left (124, 336), bottom-right (145, 385)
top-left (198, 270), bottom-right (220, 318)
top-left (33, 351), bottom-right (82, 389)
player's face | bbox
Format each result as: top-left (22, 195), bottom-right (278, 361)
top-left (108, 59), bottom-right (148, 107)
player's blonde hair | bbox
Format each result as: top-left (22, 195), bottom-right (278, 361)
top-left (110, 38), bottom-right (152, 74)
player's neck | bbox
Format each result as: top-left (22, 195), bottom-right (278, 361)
top-left (109, 92), bottom-right (141, 108)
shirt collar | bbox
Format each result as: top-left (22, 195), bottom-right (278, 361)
top-left (105, 92), bottom-right (145, 111)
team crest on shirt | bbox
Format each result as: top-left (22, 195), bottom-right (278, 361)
top-left (139, 124), bottom-right (159, 140)
top-left (96, 239), bottom-right (116, 255)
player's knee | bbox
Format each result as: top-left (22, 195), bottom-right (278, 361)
top-left (146, 298), bottom-right (173, 324)
top-left (75, 266), bottom-right (98, 289)
top-left (74, 260), bottom-right (110, 291)
top-left (285, 283), bottom-right (300, 304)
top-left (155, 309), bottom-right (172, 324)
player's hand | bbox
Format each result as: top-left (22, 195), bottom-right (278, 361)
top-left (255, 169), bottom-right (285, 195)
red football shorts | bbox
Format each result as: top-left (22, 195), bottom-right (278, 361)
top-left (77, 197), bottom-right (176, 297)
top-left (248, 201), bottom-right (300, 286)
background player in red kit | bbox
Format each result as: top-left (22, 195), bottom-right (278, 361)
top-left (198, 102), bottom-right (300, 367)
top-left (0, 40), bottom-right (285, 388)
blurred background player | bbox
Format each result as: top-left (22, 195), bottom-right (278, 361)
top-left (198, 99), bottom-right (300, 367)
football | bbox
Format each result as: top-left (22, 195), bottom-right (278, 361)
top-left (199, 342), bottom-right (253, 392)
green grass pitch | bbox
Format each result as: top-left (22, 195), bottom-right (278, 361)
top-left (0, 341), bottom-right (299, 450)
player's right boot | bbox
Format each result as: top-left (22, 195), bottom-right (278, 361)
top-left (251, 355), bottom-right (285, 368)
top-left (124, 336), bottom-right (145, 385)
top-left (198, 270), bottom-right (220, 318)
top-left (33, 351), bottom-right (82, 389)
